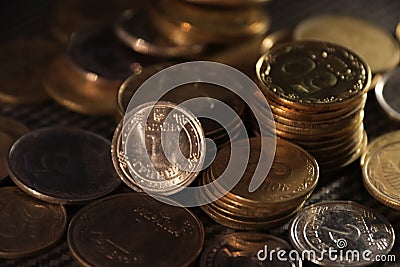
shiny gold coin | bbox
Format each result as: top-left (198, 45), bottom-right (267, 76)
top-left (362, 130), bottom-right (400, 210)
top-left (51, 0), bottom-right (140, 42)
top-left (0, 117), bottom-right (29, 182)
top-left (210, 137), bottom-right (319, 205)
top-left (256, 41), bottom-right (371, 111)
top-left (294, 15), bottom-right (400, 73)
top-left (151, 0), bottom-right (270, 45)
top-left (44, 56), bottom-right (120, 115)
top-left (0, 39), bottom-right (61, 104)
top-left (0, 187), bottom-right (67, 259)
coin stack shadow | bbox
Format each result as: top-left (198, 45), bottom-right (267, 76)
top-left (199, 137), bottom-right (319, 230)
top-left (255, 41), bottom-right (371, 173)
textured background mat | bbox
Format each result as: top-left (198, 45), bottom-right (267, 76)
top-left (0, 0), bottom-right (399, 266)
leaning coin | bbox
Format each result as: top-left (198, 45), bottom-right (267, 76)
top-left (200, 232), bottom-right (301, 267)
top-left (0, 116), bottom-right (28, 182)
top-left (0, 38), bottom-right (61, 104)
top-left (375, 67), bottom-right (400, 121)
top-left (68, 193), bottom-right (204, 267)
top-left (8, 127), bottom-right (121, 204)
top-left (0, 187), bottom-right (67, 259)
top-left (290, 201), bottom-right (395, 266)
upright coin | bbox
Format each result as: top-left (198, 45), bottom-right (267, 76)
top-left (290, 201), bottom-right (395, 266)
top-left (8, 127), bottom-right (121, 204)
top-left (200, 232), bottom-right (301, 267)
top-left (0, 187), bottom-right (67, 259)
top-left (0, 39), bottom-right (60, 104)
top-left (0, 117), bottom-right (29, 182)
top-left (257, 41), bottom-right (371, 111)
top-left (294, 15), bottom-right (400, 73)
top-left (375, 67), bottom-right (400, 121)
top-left (121, 101), bottom-right (206, 195)
top-left (68, 193), bottom-right (204, 267)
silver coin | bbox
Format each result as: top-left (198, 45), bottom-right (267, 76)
top-left (114, 9), bottom-right (204, 57)
top-left (121, 101), bottom-right (205, 195)
top-left (375, 66), bottom-right (400, 121)
top-left (8, 127), bottom-right (121, 204)
top-left (289, 201), bottom-right (395, 266)
top-left (200, 232), bottom-right (301, 267)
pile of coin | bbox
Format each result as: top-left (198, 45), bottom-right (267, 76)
top-left (361, 130), bottom-right (400, 210)
top-left (199, 137), bottom-right (319, 230)
top-left (256, 41), bottom-right (371, 172)
top-left (112, 101), bottom-right (206, 195)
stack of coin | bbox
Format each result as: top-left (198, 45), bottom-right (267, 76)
top-left (112, 101), bottom-right (206, 195)
top-left (361, 130), bottom-right (400, 210)
top-left (199, 137), bottom-right (319, 230)
top-left (256, 41), bottom-right (371, 172)
top-left (44, 27), bottom-right (154, 115)
top-left (117, 64), bottom-right (246, 148)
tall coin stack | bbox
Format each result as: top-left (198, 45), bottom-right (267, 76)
top-left (199, 137), bottom-right (319, 230)
top-left (256, 41), bottom-right (371, 172)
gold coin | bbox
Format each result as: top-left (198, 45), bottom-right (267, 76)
top-left (151, 0), bottom-right (270, 45)
top-left (44, 56), bottom-right (120, 115)
top-left (260, 28), bottom-right (294, 55)
top-left (256, 41), bottom-right (371, 111)
top-left (362, 130), bottom-right (400, 209)
top-left (0, 117), bottom-right (29, 181)
top-left (0, 39), bottom-right (61, 104)
top-left (397, 22), bottom-right (400, 42)
top-left (0, 187), bottom-right (67, 259)
top-left (294, 15), bottom-right (400, 73)
top-left (210, 137), bottom-right (319, 205)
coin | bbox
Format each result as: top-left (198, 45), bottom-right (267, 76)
top-left (260, 28), bottom-right (294, 55)
top-left (257, 41), bottom-right (371, 111)
top-left (119, 101), bottom-right (206, 195)
top-left (115, 9), bottom-right (204, 57)
top-left (396, 22), bottom-right (400, 42)
top-left (151, 0), bottom-right (270, 45)
top-left (294, 15), bottom-right (400, 73)
top-left (362, 130), bottom-right (400, 210)
top-left (68, 193), bottom-right (204, 267)
top-left (51, 0), bottom-right (140, 42)
top-left (0, 38), bottom-right (60, 104)
top-left (0, 187), bottom-right (67, 259)
top-left (375, 67), bottom-right (400, 121)
top-left (8, 127), bottom-right (121, 204)
top-left (290, 201), bottom-right (395, 266)
top-left (0, 117), bottom-right (29, 182)
top-left (183, 0), bottom-right (271, 7)
top-left (200, 232), bottom-right (301, 267)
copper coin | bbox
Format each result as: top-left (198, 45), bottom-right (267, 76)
top-left (8, 127), bottom-right (121, 204)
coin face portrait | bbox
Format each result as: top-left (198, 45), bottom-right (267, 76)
top-left (121, 102), bottom-right (205, 195)
top-left (257, 41), bottom-right (371, 108)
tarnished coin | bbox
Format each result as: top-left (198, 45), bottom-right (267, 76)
top-left (0, 187), bottom-right (67, 259)
top-left (0, 38), bottom-right (60, 104)
top-left (294, 15), bottom-right (400, 73)
top-left (0, 117), bottom-right (28, 182)
top-left (68, 193), bottom-right (204, 267)
top-left (200, 232), bottom-right (301, 267)
top-left (256, 41), bottom-right (371, 111)
top-left (8, 127), bottom-right (121, 204)
top-left (375, 67), bottom-right (400, 121)
top-left (362, 130), bottom-right (400, 210)
top-left (51, 0), bottom-right (141, 43)
top-left (290, 201), bottom-right (395, 266)
top-left (115, 9), bottom-right (204, 57)
top-left (120, 101), bottom-right (206, 195)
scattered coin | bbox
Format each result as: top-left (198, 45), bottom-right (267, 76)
top-left (375, 67), bottom-right (400, 121)
top-left (8, 127), bottom-right (121, 204)
top-left (200, 232), bottom-right (301, 267)
top-left (362, 130), bottom-right (400, 210)
top-left (68, 193), bottom-right (204, 267)
top-left (0, 38), bottom-right (60, 104)
top-left (0, 187), bottom-right (67, 259)
top-left (290, 201), bottom-right (395, 266)
top-left (294, 15), bottom-right (400, 73)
